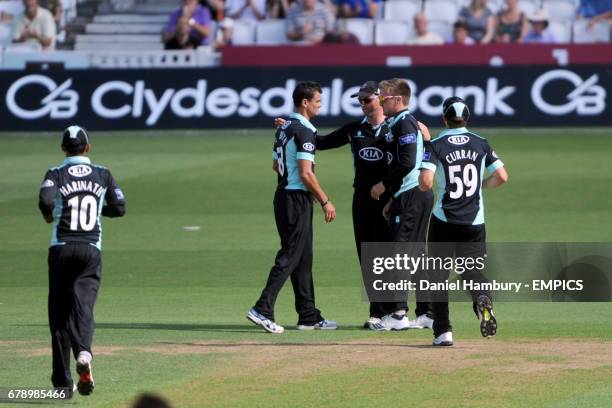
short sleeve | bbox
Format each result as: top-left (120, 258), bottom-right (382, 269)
top-left (42, 13), bottom-right (55, 39)
top-left (286, 7), bottom-right (298, 32)
top-left (324, 8), bottom-right (335, 31)
top-left (165, 10), bottom-right (179, 33)
top-left (294, 127), bottom-right (316, 162)
top-left (105, 170), bottom-right (125, 203)
top-left (40, 169), bottom-right (59, 190)
top-left (394, 116), bottom-right (419, 144)
top-left (420, 141), bottom-right (438, 172)
top-left (38, 169), bottom-right (59, 214)
top-left (484, 141), bottom-right (504, 173)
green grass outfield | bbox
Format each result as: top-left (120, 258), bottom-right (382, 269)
top-left (1, 128), bottom-right (612, 407)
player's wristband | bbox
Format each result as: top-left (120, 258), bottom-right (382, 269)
top-left (320, 199), bottom-right (329, 208)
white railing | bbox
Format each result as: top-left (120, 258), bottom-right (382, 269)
top-left (0, 48), bottom-right (221, 69)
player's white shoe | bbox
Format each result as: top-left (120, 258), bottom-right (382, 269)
top-left (432, 331), bottom-right (454, 347)
top-left (370, 313), bottom-right (410, 331)
top-left (297, 319), bottom-right (338, 330)
top-left (246, 308), bottom-right (284, 334)
top-left (364, 317), bottom-right (381, 329)
top-left (408, 314), bottom-right (434, 329)
top-left (76, 351), bottom-right (94, 396)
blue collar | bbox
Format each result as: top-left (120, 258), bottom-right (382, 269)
top-left (438, 127), bottom-right (469, 138)
top-left (386, 109), bottom-right (411, 128)
top-left (63, 156), bottom-right (91, 165)
top-left (289, 112), bottom-right (317, 133)
top-left (361, 116), bottom-right (385, 129)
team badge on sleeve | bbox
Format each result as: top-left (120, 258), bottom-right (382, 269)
top-left (114, 188), bottom-right (125, 200)
top-left (41, 179), bottom-right (55, 188)
top-left (302, 143), bottom-right (315, 152)
top-left (399, 133), bottom-right (416, 145)
top-left (423, 151), bottom-right (431, 161)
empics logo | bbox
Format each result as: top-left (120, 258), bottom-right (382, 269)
top-left (6, 75), bottom-right (79, 119)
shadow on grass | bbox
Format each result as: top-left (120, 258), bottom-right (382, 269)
top-left (155, 341), bottom-right (433, 349)
top-left (16, 323), bottom-right (436, 348)
top-left (96, 322), bottom-right (260, 333)
top-left (93, 322), bottom-right (388, 333)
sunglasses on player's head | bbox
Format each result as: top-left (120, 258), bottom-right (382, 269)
top-left (379, 95), bottom-right (400, 104)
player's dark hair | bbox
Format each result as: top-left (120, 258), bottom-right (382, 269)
top-left (443, 96), bottom-right (470, 128)
top-left (447, 117), bottom-right (467, 127)
top-left (63, 143), bottom-right (87, 155)
top-left (454, 21), bottom-right (469, 31)
top-left (292, 81), bottom-right (322, 107)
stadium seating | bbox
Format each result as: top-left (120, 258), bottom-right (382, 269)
top-left (342, 18), bottom-right (374, 45)
top-left (543, 0), bottom-right (577, 22)
top-left (429, 19), bottom-right (453, 41)
top-left (374, 20), bottom-right (413, 44)
top-left (0, 1), bottom-right (24, 18)
top-left (85, 23), bottom-right (164, 34)
top-left (573, 19), bottom-right (610, 43)
top-left (424, 0), bottom-right (460, 24)
top-left (517, 0), bottom-right (538, 17)
top-left (0, 23), bottom-right (12, 46)
top-left (231, 21), bottom-right (256, 45)
top-left (384, 1), bottom-right (421, 22)
top-left (484, 0), bottom-right (503, 14)
top-left (255, 19), bottom-right (287, 45)
top-left (549, 19), bottom-right (572, 43)
top-left (93, 14), bottom-right (168, 24)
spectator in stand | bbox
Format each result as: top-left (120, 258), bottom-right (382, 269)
top-left (577, 0), bottom-right (612, 29)
top-left (286, 0), bottom-right (335, 44)
top-left (200, 0), bottom-right (224, 21)
top-left (339, 0), bottom-right (381, 19)
top-left (38, 0), bottom-right (61, 32)
top-left (452, 20), bottom-right (475, 44)
top-left (163, 0), bottom-right (212, 47)
top-left (457, 0), bottom-right (494, 44)
top-left (225, 0), bottom-right (266, 22)
top-left (524, 8), bottom-right (557, 43)
top-left (408, 12), bottom-right (444, 45)
top-left (494, 0), bottom-right (528, 43)
top-left (214, 17), bottom-right (234, 49)
top-left (165, 15), bottom-right (202, 48)
top-left (267, 0), bottom-right (294, 19)
top-left (12, 0), bottom-right (56, 50)
top-left (323, 20), bottom-right (359, 42)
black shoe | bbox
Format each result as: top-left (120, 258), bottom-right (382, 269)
top-left (477, 295), bottom-right (497, 338)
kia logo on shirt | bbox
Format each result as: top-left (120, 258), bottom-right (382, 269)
top-left (448, 136), bottom-right (470, 145)
top-left (359, 147), bottom-right (384, 161)
top-left (68, 165), bottom-right (92, 177)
